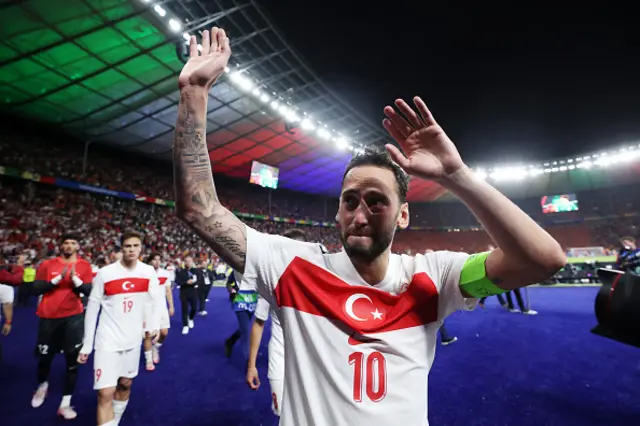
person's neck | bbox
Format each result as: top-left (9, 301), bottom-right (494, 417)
top-left (350, 250), bottom-right (390, 286)
top-left (61, 254), bottom-right (77, 263)
top-left (120, 259), bottom-right (137, 270)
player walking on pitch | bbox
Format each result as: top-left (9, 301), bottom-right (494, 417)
top-left (143, 252), bottom-right (174, 371)
top-left (31, 234), bottom-right (93, 420)
top-left (173, 27), bottom-right (565, 425)
top-left (78, 231), bottom-right (161, 426)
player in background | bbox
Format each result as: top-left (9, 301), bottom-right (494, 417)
top-left (1, 280), bottom-right (16, 368)
top-left (143, 252), bottom-right (174, 371)
top-left (246, 229), bottom-right (308, 419)
top-left (78, 231), bottom-right (160, 426)
top-left (31, 234), bottom-right (93, 420)
top-left (224, 261), bottom-right (258, 360)
top-left (173, 28), bottom-right (565, 425)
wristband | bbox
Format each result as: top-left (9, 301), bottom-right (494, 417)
top-left (72, 275), bottom-right (84, 287)
top-left (459, 252), bottom-right (506, 298)
top-left (4, 321), bottom-right (11, 325)
top-left (51, 274), bottom-right (62, 285)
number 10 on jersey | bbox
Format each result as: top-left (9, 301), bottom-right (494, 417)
top-left (349, 351), bottom-right (387, 403)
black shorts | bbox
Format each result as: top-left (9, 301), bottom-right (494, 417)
top-left (35, 314), bottom-right (84, 356)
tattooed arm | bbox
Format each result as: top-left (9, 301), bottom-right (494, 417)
top-left (173, 28), bottom-right (247, 273)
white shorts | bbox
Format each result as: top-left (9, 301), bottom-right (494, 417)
top-left (93, 347), bottom-right (141, 390)
top-left (159, 306), bottom-right (170, 330)
top-left (144, 305), bottom-right (170, 332)
top-left (269, 378), bottom-right (283, 416)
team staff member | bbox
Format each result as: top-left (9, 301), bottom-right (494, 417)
top-left (31, 234), bottom-right (93, 420)
top-left (197, 260), bottom-right (214, 316)
top-left (17, 259), bottom-right (36, 306)
top-left (175, 256), bottom-right (201, 335)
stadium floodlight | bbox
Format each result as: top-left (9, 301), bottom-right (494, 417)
top-left (138, 1), bottom-right (369, 153)
top-left (334, 136), bottom-right (350, 150)
top-left (317, 128), bottom-right (331, 140)
top-left (142, 1), bottom-right (640, 177)
top-left (168, 19), bottom-right (181, 32)
top-left (153, 5), bottom-right (166, 17)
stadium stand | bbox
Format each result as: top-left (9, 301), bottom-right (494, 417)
top-left (1, 123), bottom-right (638, 277)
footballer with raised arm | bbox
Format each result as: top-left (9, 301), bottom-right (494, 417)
top-left (173, 27), bottom-right (565, 426)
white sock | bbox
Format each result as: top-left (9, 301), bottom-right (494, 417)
top-left (38, 381), bottom-right (49, 390)
top-left (99, 421), bottom-right (115, 426)
top-left (153, 342), bottom-right (162, 350)
top-left (144, 350), bottom-right (153, 364)
top-left (60, 395), bottom-right (72, 408)
top-left (113, 399), bottom-right (128, 425)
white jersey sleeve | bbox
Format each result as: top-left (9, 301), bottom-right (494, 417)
top-left (254, 297), bottom-right (270, 322)
top-left (81, 268), bottom-right (105, 355)
top-left (245, 226), bottom-right (325, 307)
top-left (417, 251), bottom-right (476, 320)
top-left (0, 284), bottom-right (15, 323)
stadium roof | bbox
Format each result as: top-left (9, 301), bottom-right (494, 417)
top-left (2, 0), bottom-right (640, 203)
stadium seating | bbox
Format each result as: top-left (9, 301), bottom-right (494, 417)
top-left (1, 123), bottom-right (637, 268)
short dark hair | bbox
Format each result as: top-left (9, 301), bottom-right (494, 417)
top-left (59, 233), bottom-right (82, 245)
top-left (120, 231), bottom-right (143, 246)
top-left (342, 147), bottom-right (409, 202)
top-left (283, 229), bottom-right (308, 241)
top-left (147, 252), bottom-right (162, 263)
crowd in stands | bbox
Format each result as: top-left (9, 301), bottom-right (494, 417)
top-left (1, 121), bottom-right (638, 268)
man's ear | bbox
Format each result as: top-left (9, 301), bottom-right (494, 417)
top-left (397, 202), bottom-right (409, 230)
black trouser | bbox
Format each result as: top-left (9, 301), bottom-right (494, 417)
top-left (505, 289), bottom-right (526, 311)
top-left (35, 314), bottom-right (83, 395)
top-left (479, 294), bottom-right (507, 306)
top-left (180, 287), bottom-right (198, 327)
top-left (439, 324), bottom-right (454, 342)
top-left (198, 284), bottom-right (212, 312)
top-left (17, 281), bottom-right (32, 306)
top-left (226, 310), bottom-right (254, 360)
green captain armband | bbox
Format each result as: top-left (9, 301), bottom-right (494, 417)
top-left (458, 252), bottom-right (506, 298)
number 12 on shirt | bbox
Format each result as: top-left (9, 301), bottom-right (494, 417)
top-left (348, 351), bottom-right (387, 403)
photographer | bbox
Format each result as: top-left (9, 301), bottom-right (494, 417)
top-left (616, 237), bottom-right (640, 273)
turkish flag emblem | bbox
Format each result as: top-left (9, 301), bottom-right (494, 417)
top-left (344, 294), bottom-right (386, 323)
top-left (275, 257), bottom-right (440, 336)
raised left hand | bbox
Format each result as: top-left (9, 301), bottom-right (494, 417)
top-left (382, 97), bottom-right (466, 181)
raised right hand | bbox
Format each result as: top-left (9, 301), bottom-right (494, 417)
top-left (178, 27), bottom-right (231, 90)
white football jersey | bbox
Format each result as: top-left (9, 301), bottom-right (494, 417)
top-left (155, 267), bottom-right (171, 305)
top-left (81, 261), bottom-right (160, 354)
top-left (254, 297), bottom-right (284, 381)
top-left (0, 284), bottom-right (14, 322)
top-left (245, 226), bottom-right (475, 426)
